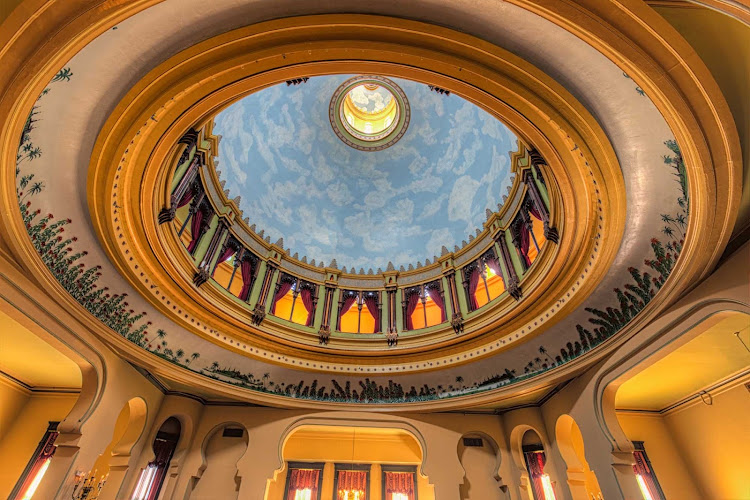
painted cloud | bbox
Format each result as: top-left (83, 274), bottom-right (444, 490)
top-left (213, 75), bottom-right (517, 269)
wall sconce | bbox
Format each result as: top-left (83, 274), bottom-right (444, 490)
top-left (71, 469), bottom-right (107, 499)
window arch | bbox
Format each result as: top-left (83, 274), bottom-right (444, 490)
top-left (403, 280), bottom-right (446, 331)
top-left (338, 290), bottom-right (380, 334)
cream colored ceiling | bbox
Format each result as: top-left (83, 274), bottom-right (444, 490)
top-left (615, 312), bottom-right (750, 411)
top-left (0, 310), bottom-right (81, 389)
top-left (653, 3), bottom-right (750, 237)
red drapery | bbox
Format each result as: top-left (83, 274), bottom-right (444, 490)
top-left (336, 470), bottom-right (367, 500)
top-left (528, 200), bottom-right (544, 222)
top-left (300, 286), bottom-right (315, 326)
top-left (363, 294), bottom-right (379, 332)
top-left (467, 266), bottom-right (480, 311)
top-left (175, 186), bottom-right (195, 209)
top-left (286, 468), bottom-right (320, 500)
top-left (428, 288), bottom-right (446, 322)
top-left (518, 223), bottom-right (532, 268)
top-left (238, 258), bottom-right (254, 301)
top-left (384, 471), bottom-right (415, 499)
top-left (143, 437), bottom-right (178, 500)
top-left (270, 280), bottom-right (293, 315)
top-left (633, 450), bottom-right (662, 500)
top-left (337, 295), bottom-right (358, 330)
top-left (186, 209), bottom-right (204, 253)
top-left (404, 292), bottom-right (420, 330)
top-left (524, 451), bottom-right (546, 500)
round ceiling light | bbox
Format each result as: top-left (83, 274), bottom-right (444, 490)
top-left (329, 75), bottom-right (410, 151)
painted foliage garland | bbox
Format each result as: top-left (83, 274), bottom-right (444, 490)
top-left (16, 70), bottom-right (688, 404)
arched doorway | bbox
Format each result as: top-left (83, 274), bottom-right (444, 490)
top-left (266, 425), bottom-right (432, 500)
top-left (554, 415), bottom-right (602, 500)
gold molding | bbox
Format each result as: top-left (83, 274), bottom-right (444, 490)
top-left (0, 1), bottom-right (740, 410)
top-left (87, 18), bottom-right (618, 371)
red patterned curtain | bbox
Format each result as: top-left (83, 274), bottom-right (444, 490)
top-left (238, 258), bottom-right (254, 301)
top-left (363, 294), bottom-right (379, 332)
top-left (337, 294), bottom-right (358, 329)
top-left (384, 471), bottom-right (415, 499)
top-left (186, 209), bottom-right (204, 253)
top-left (524, 451), bottom-right (546, 500)
top-left (286, 468), bottom-right (320, 500)
top-left (467, 266), bottom-right (481, 311)
top-left (337, 470), bottom-right (367, 500)
top-left (427, 287), bottom-right (446, 322)
top-left (404, 292), bottom-right (420, 330)
top-left (270, 280), bottom-right (293, 314)
top-left (300, 286), bottom-right (315, 326)
top-left (633, 450), bottom-right (662, 500)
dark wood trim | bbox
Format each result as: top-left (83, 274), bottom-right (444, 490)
top-left (381, 465), bottom-right (418, 500)
top-left (283, 462), bottom-right (326, 500)
top-left (333, 464), bottom-right (371, 500)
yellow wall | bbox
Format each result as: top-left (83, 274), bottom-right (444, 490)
top-left (617, 411), bottom-right (704, 500)
top-left (266, 427), bottom-right (433, 500)
top-left (0, 381), bottom-right (79, 499)
top-left (475, 267), bottom-right (505, 309)
top-left (189, 428), bottom-right (248, 500)
top-left (340, 302), bottom-right (377, 333)
top-left (663, 381), bottom-right (750, 500)
top-left (0, 377), bottom-right (29, 443)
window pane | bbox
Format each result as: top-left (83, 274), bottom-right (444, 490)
top-left (339, 301), bottom-right (360, 333)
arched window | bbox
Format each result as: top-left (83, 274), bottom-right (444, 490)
top-left (271, 274), bottom-right (318, 327)
top-left (403, 281), bottom-right (446, 331)
top-left (131, 417), bottom-right (181, 500)
top-left (338, 290), bottom-right (380, 333)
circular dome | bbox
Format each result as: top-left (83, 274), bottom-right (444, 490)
top-left (329, 75), bottom-right (410, 151)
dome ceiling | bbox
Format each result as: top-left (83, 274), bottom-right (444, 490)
top-left (213, 74), bottom-right (517, 270)
top-left (1, 1), bottom-right (739, 411)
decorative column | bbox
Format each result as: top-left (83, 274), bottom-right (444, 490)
top-left (318, 286), bottom-right (335, 344)
top-left (496, 230), bottom-right (522, 300)
top-left (192, 219), bottom-right (228, 287)
top-left (251, 262), bottom-right (276, 325)
top-left (158, 129), bottom-right (201, 224)
top-left (524, 169), bottom-right (559, 243)
top-left (443, 268), bottom-right (463, 334)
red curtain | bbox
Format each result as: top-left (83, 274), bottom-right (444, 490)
top-left (337, 295), bottom-right (358, 329)
top-left (143, 437), bottom-right (178, 500)
top-left (404, 292), bottom-right (420, 330)
top-left (363, 294), bottom-right (379, 332)
top-left (633, 450), bottom-right (662, 500)
top-left (286, 469), bottom-right (320, 500)
top-left (384, 472), bottom-right (414, 498)
top-left (175, 187), bottom-right (195, 209)
top-left (238, 258), bottom-right (254, 301)
top-left (270, 280), bottom-right (293, 314)
top-left (186, 209), bottom-right (204, 253)
top-left (524, 451), bottom-right (546, 500)
top-left (528, 200), bottom-right (544, 222)
top-left (467, 266), bottom-right (480, 311)
top-left (337, 470), bottom-right (367, 500)
top-left (518, 223), bottom-right (532, 268)
top-left (428, 288), bottom-right (446, 322)
top-left (300, 286), bottom-right (315, 326)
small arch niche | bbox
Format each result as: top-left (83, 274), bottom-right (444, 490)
top-left (519, 429), bottom-right (557, 500)
top-left (457, 433), bottom-right (503, 500)
top-left (188, 424), bottom-right (248, 500)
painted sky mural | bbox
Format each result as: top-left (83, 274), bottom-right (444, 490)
top-left (213, 75), bottom-right (518, 270)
